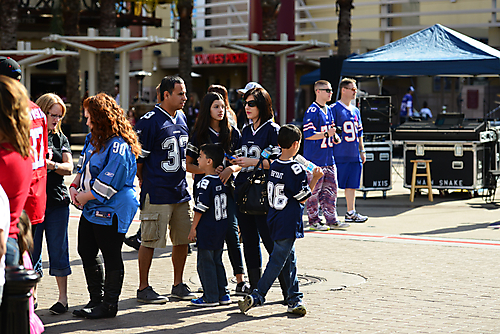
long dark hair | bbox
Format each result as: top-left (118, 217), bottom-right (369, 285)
top-left (243, 87), bottom-right (274, 125)
top-left (192, 92), bottom-right (232, 153)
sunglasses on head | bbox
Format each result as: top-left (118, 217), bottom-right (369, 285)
top-left (244, 100), bottom-right (257, 107)
top-left (318, 88), bottom-right (333, 93)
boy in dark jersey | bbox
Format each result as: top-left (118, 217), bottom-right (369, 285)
top-left (188, 144), bottom-right (230, 306)
top-left (238, 124), bottom-right (323, 316)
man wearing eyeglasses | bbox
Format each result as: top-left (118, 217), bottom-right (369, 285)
top-left (331, 78), bottom-right (368, 223)
top-left (302, 80), bottom-right (349, 231)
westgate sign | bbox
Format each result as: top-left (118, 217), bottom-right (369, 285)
top-left (194, 53), bottom-right (248, 65)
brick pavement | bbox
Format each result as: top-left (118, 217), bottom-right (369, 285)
top-left (34, 158), bottom-right (500, 333)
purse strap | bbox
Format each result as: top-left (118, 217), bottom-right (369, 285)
top-left (247, 156), bottom-right (270, 181)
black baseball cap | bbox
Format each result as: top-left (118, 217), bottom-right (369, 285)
top-left (0, 56), bottom-right (22, 81)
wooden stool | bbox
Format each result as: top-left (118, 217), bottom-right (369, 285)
top-left (410, 160), bottom-right (433, 202)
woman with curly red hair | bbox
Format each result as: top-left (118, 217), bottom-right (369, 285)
top-left (69, 93), bottom-right (141, 319)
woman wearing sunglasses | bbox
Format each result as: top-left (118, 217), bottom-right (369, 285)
top-left (186, 91), bottom-right (250, 296)
top-left (231, 86), bottom-right (288, 299)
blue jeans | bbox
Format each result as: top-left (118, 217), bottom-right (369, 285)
top-left (237, 211), bottom-right (275, 271)
top-left (32, 205), bottom-right (71, 277)
top-left (6, 237), bottom-right (19, 266)
top-left (225, 194), bottom-right (244, 276)
top-left (253, 238), bottom-right (303, 306)
top-left (197, 248), bottom-right (229, 303)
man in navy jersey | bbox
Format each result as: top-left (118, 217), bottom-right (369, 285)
top-left (331, 78), bottom-right (368, 223)
top-left (135, 76), bottom-right (195, 303)
top-left (302, 80), bottom-right (349, 231)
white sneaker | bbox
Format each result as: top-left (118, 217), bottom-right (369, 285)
top-left (345, 211), bottom-right (368, 223)
top-left (309, 223), bottom-right (329, 231)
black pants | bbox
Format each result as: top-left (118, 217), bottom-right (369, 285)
top-left (78, 215), bottom-right (125, 272)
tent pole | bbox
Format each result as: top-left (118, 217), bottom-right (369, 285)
top-left (335, 76), bottom-right (343, 101)
top-left (377, 76), bottom-right (384, 95)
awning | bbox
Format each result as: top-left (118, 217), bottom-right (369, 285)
top-left (299, 68), bottom-right (320, 85)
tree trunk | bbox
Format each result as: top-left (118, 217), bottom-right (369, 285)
top-left (336, 0), bottom-right (354, 57)
top-left (0, 0), bottom-right (19, 50)
top-left (177, 0), bottom-right (193, 96)
top-left (62, 0), bottom-right (81, 135)
top-left (261, 1), bottom-right (280, 107)
top-left (99, 0), bottom-right (117, 96)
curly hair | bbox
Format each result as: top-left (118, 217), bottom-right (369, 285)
top-left (83, 93), bottom-right (141, 158)
top-left (0, 76), bottom-right (31, 158)
top-left (35, 93), bottom-right (66, 133)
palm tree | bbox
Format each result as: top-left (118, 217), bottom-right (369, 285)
top-left (261, 0), bottom-right (280, 106)
top-left (336, 0), bottom-right (354, 57)
top-left (99, 0), bottom-right (117, 96)
top-left (0, 0), bottom-right (19, 50)
top-left (177, 0), bottom-right (193, 96)
top-left (61, 0), bottom-right (81, 133)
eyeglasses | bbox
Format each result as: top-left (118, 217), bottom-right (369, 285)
top-left (244, 100), bottom-right (257, 107)
top-left (318, 89), bottom-right (333, 93)
top-left (343, 87), bottom-right (357, 92)
top-left (48, 113), bottom-right (62, 119)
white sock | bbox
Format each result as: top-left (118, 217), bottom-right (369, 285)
top-left (348, 210), bottom-right (355, 215)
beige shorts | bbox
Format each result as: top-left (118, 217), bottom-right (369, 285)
top-left (140, 194), bottom-right (193, 248)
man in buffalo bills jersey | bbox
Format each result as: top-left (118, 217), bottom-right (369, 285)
top-left (331, 78), bottom-right (368, 223)
top-left (239, 124), bottom-right (323, 316)
top-left (135, 76), bottom-right (195, 303)
top-left (302, 80), bottom-right (348, 231)
top-left (188, 144), bottom-right (230, 306)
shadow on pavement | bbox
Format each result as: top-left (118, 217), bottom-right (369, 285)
top-left (40, 299), bottom-right (299, 333)
top-left (401, 222), bottom-right (492, 236)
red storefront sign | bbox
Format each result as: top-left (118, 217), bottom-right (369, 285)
top-left (194, 53), bottom-right (248, 65)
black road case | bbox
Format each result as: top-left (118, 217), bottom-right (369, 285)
top-left (360, 142), bottom-right (392, 198)
top-left (403, 141), bottom-right (486, 190)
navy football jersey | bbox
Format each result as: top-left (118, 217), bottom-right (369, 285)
top-left (234, 119), bottom-right (280, 187)
top-left (186, 125), bottom-right (241, 185)
top-left (266, 159), bottom-right (311, 241)
top-left (302, 102), bottom-right (336, 166)
top-left (135, 105), bottom-right (191, 205)
top-left (77, 135), bottom-right (139, 233)
top-left (193, 174), bottom-right (229, 250)
top-left (331, 101), bottom-right (364, 163)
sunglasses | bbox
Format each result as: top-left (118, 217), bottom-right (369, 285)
top-left (343, 87), bottom-right (357, 92)
top-left (244, 100), bottom-right (257, 107)
top-left (318, 89), bottom-right (333, 93)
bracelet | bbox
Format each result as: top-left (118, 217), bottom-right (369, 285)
top-left (70, 183), bottom-right (78, 189)
top-left (360, 150), bottom-right (366, 153)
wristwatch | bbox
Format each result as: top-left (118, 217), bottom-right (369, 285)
top-left (324, 131), bottom-right (330, 138)
top-left (54, 162), bottom-right (59, 170)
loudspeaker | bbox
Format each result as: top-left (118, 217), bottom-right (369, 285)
top-left (358, 96), bottom-right (391, 133)
top-left (320, 56), bottom-right (346, 99)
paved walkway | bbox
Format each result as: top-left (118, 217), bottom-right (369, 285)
top-left (35, 159), bottom-right (500, 333)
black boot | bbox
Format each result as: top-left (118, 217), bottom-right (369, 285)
top-left (73, 263), bottom-right (104, 317)
top-left (83, 270), bottom-right (124, 319)
top-left (247, 267), bottom-right (262, 292)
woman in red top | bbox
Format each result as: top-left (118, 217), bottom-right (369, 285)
top-left (0, 75), bottom-right (33, 266)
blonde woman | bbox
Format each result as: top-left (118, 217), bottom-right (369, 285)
top-left (32, 93), bottom-right (73, 314)
top-left (0, 75), bottom-right (32, 267)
